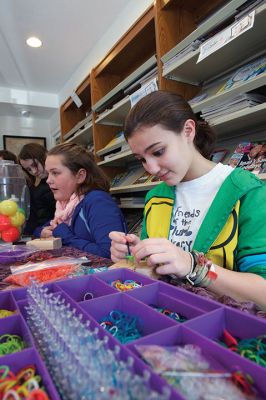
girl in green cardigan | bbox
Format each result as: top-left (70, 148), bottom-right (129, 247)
top-left (109, 90), bottom-right (266, 310)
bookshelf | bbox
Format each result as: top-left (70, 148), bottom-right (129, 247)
top-left (161, 2), bottom-right (265, 84)
top-left (158, 0), bottom-right (266, 168)
top-left (110, 181), bottom-right (159, 194)
top-left (60, 74), bottom-right (92, 146)
top-left (161, 0), bottom-right (266, 142)
top-left (90, 5), bottom-right (158, 206)
top-left (59, 0), bottom-right (266, 215)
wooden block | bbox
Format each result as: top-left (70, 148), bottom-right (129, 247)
top-left (26, 237), bottom-right (62, 250)
top-left (109, 258), bottom-right (159, 280)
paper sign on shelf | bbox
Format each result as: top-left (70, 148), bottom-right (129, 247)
top-left (197, 11), bottom-right (255, 63)
top-left (71, 91), bottom-right (83, 108)
top-left (130, 77), bottom-right (158, 107)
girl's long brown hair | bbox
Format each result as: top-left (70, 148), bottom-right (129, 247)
top-left (47, 143), bottom-right (110, 195)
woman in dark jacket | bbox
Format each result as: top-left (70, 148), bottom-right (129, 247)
top-left (18, 143), bottom-right (55, 235)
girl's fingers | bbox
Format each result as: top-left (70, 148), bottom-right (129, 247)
top-left (109, 231), bottom-right (127, 243)
top-left (133, 243), bottom-right (168, 261)
top-left (125, 234), bottom-right (140, 246)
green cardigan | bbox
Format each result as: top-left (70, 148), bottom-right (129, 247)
top-left (141, 168), bottom-right (266, 277)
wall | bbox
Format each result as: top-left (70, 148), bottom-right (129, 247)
top-left (0, 115), bottom-right (52, 150)
top-left (59, 0), bottom-right (153, 104)
top-left (0, 1), bottom-right (153, 143)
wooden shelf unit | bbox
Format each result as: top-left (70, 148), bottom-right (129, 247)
top-left (91, 5), bottom-right (156, 164)
top-left (60, 74), bottom-right (92, 144)
top-left (158, 0), bottom-right (266, 141)
top-left (59, 0), bottom-right (266, 207)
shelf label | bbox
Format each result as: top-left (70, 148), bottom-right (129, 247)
top-left (197, 11), bottom-right (255, 63)
top-left (130, 78), bottom-right (158, 107)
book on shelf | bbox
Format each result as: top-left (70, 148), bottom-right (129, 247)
top-left (227, 140), bottom-right (266, 175)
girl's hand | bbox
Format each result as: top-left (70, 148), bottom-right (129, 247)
top-left (40, 226), bottom-right (54, 239)
top-left (132, 238), bottom-right (191, 278)
top-left (109, 231), bottom-right (140, 262)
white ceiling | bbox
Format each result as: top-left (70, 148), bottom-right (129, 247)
top-left (0, 0), bottom-right (135, 120)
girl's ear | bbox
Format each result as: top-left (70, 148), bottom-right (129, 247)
top-left (76, 168), bottom-right (87, 183)
top-left (183, 119), bottom-right (196, 142)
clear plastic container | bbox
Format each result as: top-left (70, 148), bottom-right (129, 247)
top-left (0, 160), bottom-right (30, 243)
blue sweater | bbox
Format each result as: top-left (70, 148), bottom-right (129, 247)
top-left (34, 190), bottom-right (125, 258)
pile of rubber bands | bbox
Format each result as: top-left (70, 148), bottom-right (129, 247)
top-left (221, 329), bottom-right (266, 367)
top-left (150, 304), bottom-right (187, 322)
top-left (110, 279), bottom-right (143, 291)
top-left (0, 364), bottom-right (50, 399)
top-left (0, 334), bottom-right (26, 356)
top-left (0, 310), bottom-right (16, 319)
top-left (100, 309), bottom-right (142, 344)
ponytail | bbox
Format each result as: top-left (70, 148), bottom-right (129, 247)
top-left (195, 120), bottom-right (216, 159)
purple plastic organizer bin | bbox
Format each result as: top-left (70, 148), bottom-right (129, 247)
top-left (10, 286), bottom-right (28, 301)
top-left (128, 324), bottom-right (266, 398)
top-left (185, 307), bottom-right (266, 370)
top-left (1, 267), bottom-right (265, 399)
top-left (0, 314), bottom-right (34, 351)
top-left (127, 282), bottom-right (206, 322)
top-left (95, 267), bottom-right (155, 289)
top-left (0, 290), bottom-right (18, 315)
top-left (56, 274), bottom-right (116, 301)
top-left (158, 280), bottom-right (221, 311)
top-left (0, 348), bottom-right (60, 399)
top-left (79, 292), bottom-right (177, 342)
top-left (186, 306), bottom-right (266, 340)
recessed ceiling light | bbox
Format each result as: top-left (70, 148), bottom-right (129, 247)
top-left (21, 110), bottom-right (31, 117)
top-left (26, 36), bottom-right (42, 48)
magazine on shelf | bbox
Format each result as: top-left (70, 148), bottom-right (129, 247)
top-left (234, 0), bottom-right (264, 20)
top-left (123, 208), bottom-right (143, 236)
top-left (63, 113), bottom-right (92, 140)
top-left (103, 132), bottom-right (125, 150)
top-left (130, 78), bottom-right (158, 107)
top-left (216, 53), bottom-right (266, 94)
top-left (163, 40), bottom-right (202, 70)
top-left (227, 141), bottom-right (266, 175)
top-left (132, 171), bottom-right (152, 185)
top-left (210, 149), bottom-right (229, 163)
top-left (124, 65), bottom-right (157, 96)
top-left (200, 92), bottom-right (266, 121)
top-left (129, 217), bottom-right (143, 236)
top-left (110, 167), bottom-right (144, 188)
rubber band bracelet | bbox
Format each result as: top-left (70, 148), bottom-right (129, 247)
top-left (185, 250), bottom-right (217, 287)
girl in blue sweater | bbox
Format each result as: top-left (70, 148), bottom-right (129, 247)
top-left (36, 143), bottom-right (125, 258)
